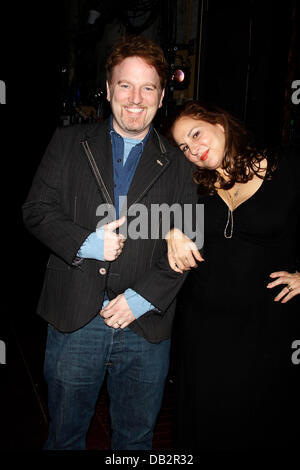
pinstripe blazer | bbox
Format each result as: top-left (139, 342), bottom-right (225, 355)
top-left (23, 118), bottom-right (198, 342)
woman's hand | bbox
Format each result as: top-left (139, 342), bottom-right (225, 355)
top-left (165, 228), bottom-right (204, 273)
top-left (267, 271), bottom-right (300, 303)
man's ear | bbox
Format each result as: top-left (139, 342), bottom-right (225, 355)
top-left (106, 81), bottom-right (111, 102)
top-left (158, 88), bottom-right (165, 108)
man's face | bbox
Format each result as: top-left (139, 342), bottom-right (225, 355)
top-left (106, 56), bottom-right (165, 139)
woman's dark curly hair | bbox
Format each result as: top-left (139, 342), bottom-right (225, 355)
top-left (166, 100), bottom-right (278, 195)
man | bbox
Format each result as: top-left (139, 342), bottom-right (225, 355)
top-left (23, 35), bottom-right (198, 450)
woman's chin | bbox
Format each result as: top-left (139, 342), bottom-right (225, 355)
top-left (196, 161), bottom-right (220, 171)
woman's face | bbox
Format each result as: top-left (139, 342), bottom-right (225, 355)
top-left (172, 115), bottom-right (226, 170)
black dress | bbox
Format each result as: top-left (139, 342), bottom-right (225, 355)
top-left (174, 149), bottom-right (300, 450)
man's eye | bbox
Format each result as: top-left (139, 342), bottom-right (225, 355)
top-left (120, 84), bottom-right (129, 88)
top-left (144, 87), bottom-right (154, 91)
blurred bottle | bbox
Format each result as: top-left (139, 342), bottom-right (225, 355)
top-left (60, 98), bottom-right (73, 127)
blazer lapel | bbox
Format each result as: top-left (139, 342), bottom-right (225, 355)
top-left (81, 120), bottom-right (115, 205)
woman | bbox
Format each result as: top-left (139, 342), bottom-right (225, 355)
top-left (166, 101), bottom-right (300, 450)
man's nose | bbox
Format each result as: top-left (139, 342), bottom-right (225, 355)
top-left (129, 87), bottom-right (142, 104)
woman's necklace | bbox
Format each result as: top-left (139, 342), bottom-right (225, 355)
top-left (223, 184), bottom-right (240, 239)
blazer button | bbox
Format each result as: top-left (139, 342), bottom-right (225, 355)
top-left (99, 268), bottom-right (106, 275)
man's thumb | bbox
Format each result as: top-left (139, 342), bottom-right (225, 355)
top-left (105, 216), bottom-right (126, 231)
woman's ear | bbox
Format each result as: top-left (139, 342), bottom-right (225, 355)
top-left (216, 123), bottom-right (225, 134)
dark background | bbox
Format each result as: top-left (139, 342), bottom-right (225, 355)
top-left (0, 0), bottom-right (299, 451)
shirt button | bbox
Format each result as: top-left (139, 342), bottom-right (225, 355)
top-left (99, 268), bottom-right (106, 275)
top-left (117, 158), bottom-right (121, 163)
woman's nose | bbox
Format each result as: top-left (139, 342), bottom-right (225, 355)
top-left (189, 143), bottom-right (199, 156)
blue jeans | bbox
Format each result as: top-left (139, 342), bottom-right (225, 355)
top-left (43, 314), bottom-right (171, 450)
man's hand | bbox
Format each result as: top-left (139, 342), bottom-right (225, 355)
top-left (100, 294), bottom-right (135, 329)
top-left (103, 216), bottom-right (126, 261)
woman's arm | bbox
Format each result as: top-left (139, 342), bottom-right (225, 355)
top-left (267, 145), bottom-right (300, 303)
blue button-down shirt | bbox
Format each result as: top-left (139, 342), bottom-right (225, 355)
top-left (110, 117), bottom-right (150, 217)
top-left (77, 118), bottom-right (155, 318)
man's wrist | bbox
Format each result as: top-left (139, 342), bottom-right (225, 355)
top-left (123, 288), bottom-right (156, 319)
top-left (77, 229), bottom-right (105, 260)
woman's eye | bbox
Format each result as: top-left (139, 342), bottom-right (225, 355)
top-left (181, 145), bottom-right (189, 153)
top-left (193, 131), bottom-right (199, 139)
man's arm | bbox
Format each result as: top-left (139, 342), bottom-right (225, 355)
top-left (99, 253), bottom-right (188, 329)
top-left (22, 128), bottom-right (91, 265)
top-left (128, 249), bottom-right (190, 312)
